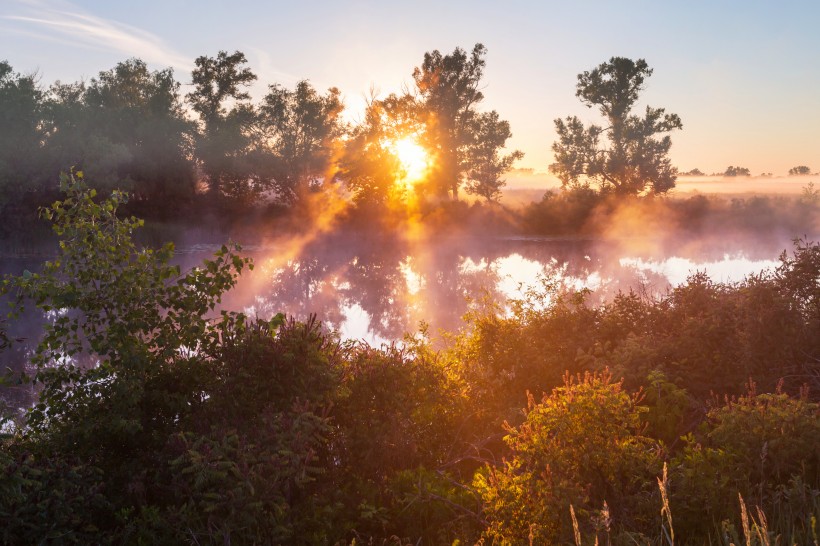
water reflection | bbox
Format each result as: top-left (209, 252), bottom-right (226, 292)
top-left (222, 232), bottom-right (785, 344)
top-left (0, 233), bottom-right (795, 357)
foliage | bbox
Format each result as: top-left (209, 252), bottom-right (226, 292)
top-left (0, 61), bottom-right (47, 212)
top-left (724, 165), bottom-right (752, 177)
top-left (413, 44), bottom-right (521, 201)
top-left (788, 165), bottom-right (811, 176)
top-left (257, 80), bottom-right (345, 203)
top-left (463, 111), bottom-right (524, 202)
top-left (671, 388), bottom-right (820, 542)
top-left (187, 50), bottom-right (259, 201)
top-left (522, 186), bottom-right (601, 234)
top-left (331, 342), bottom-right (478, 542)
top-left (83, 59), bottom-right (197, 213)
top-left (551, 57), bottom-right (682, 196)
top-left (475, 370), bottom-right (663, 544)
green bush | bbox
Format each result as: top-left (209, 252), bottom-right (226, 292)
top-left (475, 370), bottom-right (663, 544)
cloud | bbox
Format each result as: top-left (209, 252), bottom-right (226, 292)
top-left (2, 0), bottom-right (193, 72)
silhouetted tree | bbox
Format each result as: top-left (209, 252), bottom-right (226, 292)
top-left (187, 51), bottom-right (258, 201)
top-left (551, 57), bottom-right (682, 195)
top-left (464, 111), bottom-right (523, 202)
top-left (83, 59), bottom-right (196, 211)
top-left (257, 80), bottom-right (345, 203)
top-left (681, 168), bottom-right (705, 176)
top-left (414, 44), bottom-right (517, 200)
top-left (789, 165), bottom-right (811, 176)
top-left (724, 165), bottom-right (751, 177)
top-left (0, 61), bottom-right (47, 210)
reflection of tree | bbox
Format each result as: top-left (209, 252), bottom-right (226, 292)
top-left (346, 240), bottom-right (410, 339)
top-left (255, 256), bottom-right (347, 330)
top-left (248, 234), bottom-right (677, 343)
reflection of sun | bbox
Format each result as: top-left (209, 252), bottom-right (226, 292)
top-left (389, 136), bottom-right (430, 185)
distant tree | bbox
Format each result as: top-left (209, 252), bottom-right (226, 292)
top-left (187, 51), bottom-right (258, 201)
top-left (413, 44), bottom-right (518, 200)
top-left (257, 80), bottom-right (345, 203)
top-left (681, 168), bottom-right (705, 176)
top-left (551, 57), bottom-right (683, 196)
top-left (788, 165), bottom-right (811, 176)
top-left (723, 165), bottom-right (751, 177)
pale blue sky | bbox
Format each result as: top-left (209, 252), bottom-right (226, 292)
top-left (2, 0), bottom-right (818, 176)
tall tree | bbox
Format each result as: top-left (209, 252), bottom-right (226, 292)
top-left (0, 61), bottom-right (47, 209)
top-left (187, 51), bottom-right (258, 201)
top-left (413, 44), bottom-right (498, 200)
top-left (83, 59), bottom-right (196, 210)
top-left (257, 80), bottom-right (345, 203)
top-left (464, 111), bottom-right (524, 202)
top-left (340, 92), bottom-right (418, 209)
top-left (551, 57), bottom-right (682, 196)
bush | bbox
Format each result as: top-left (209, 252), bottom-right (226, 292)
top-left (475, 370), bottom-right (663, 544)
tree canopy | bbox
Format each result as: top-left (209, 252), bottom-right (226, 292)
top-left (413, 43), bottom-right (521, 201)
top-left (789, 165), bottom-right (812, 176)
top-left (187, 50), bottom-right (258, 201)
top-left (551, 57), bottom-right (682, 196)
top-left (257, 80), bottom-right (345, 203)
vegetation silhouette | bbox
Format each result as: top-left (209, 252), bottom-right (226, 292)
top-left (551, 57), bottom-right (682, 196)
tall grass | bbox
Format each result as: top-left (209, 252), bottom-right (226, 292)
top-left (566, 465), bottom-right (819, 546)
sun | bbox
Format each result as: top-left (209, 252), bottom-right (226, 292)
top-left (390, 136), bottom-right (430, 185)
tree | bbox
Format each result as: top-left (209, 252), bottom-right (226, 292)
top-left (789, 165), bottom-right (811, 176)
top-left (340, 92), bottom-right (420, 209)
top-left (186, 51), bottom-right (258, 201)
top-left (464, 111), bottom-right (524, 202)
top-left (83, 59), bottom-right (196, 211)
top-left (0, 61), bottom-right (47, 210)
top-left (724, 165), bottom-right (751, 177)
top-left (413, 44), bottom-right (518, 201)
top-left (551, 57), bottom-right (682, 196)
top-left (257, 80), bottom-right (345, 203)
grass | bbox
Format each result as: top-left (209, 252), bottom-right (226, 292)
top-left (565, 465), bottom-right (819, 546)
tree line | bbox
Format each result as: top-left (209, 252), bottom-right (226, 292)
top-left (1, 47), bottom-right (693, 231)
top-left (0, 46), bottom-right (522, 219)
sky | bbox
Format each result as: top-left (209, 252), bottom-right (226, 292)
top-left (2, 0), bottom-right (819, 179)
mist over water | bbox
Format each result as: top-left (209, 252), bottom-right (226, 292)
top-left (3, 181), bottom-right (815, 353)
top-left (204, 226), bottom-right (799, 346)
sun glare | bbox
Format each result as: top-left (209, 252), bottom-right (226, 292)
top-left (390, 136), bottom-right (430, 185)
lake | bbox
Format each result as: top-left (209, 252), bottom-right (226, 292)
top-left (189, 227), bottom-right (793, 346)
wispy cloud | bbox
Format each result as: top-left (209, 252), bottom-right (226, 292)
top-left (2, 0), bottom-right (193, 73)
